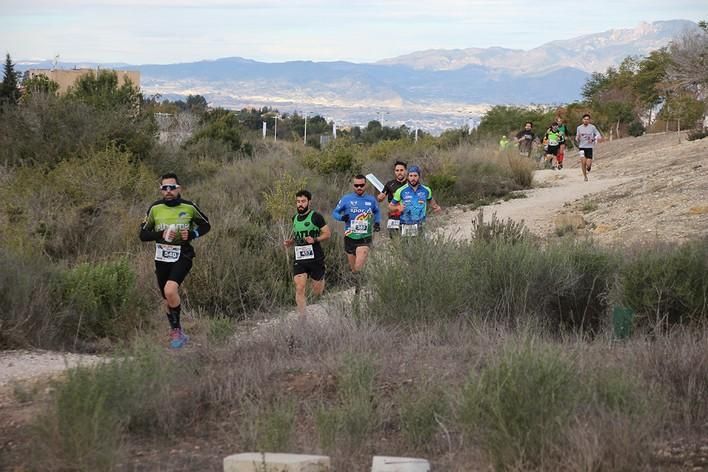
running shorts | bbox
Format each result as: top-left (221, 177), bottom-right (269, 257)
top-left (293, 258), bottom-right (326, 281)
top-left (344, 236), bottom-right (372, 255)
top-left (579, 148), bottom-right (594, 159)
top-left (546, 145), bottom-right (560, 156)
top-left (155, 256), bottom-right (193, 298)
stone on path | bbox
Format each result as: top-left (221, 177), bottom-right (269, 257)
top-left (223, 453), bottom-right (330, 472)
top-left (371, 456), bottom-right (431, 472)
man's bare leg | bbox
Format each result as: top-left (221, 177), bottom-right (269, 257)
top-left (294, 274), bottom-right (308, 316)
top-left (581, 157), bottom-right (588, 181)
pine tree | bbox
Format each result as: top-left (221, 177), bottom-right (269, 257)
top-left (1, 53), bottom-right (21, 105)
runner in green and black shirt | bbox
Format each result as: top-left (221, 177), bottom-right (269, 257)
top-left (140, 173), bottom-right (210, 349)
top-left (284, 190), bottom-right (331, 316)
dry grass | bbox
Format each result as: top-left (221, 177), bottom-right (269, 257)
top-left (13, 312), bottom-right (708, 471)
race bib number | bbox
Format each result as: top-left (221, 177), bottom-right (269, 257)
top-left (549, 139), bottom-right (559, 146)
top-left (351, 220), bottom-right (369, 234)
top-left (155, 243), bottom-right (181, 262)
top-left (387, 219), bottom-right (401, 230)
top-left (401, 224), bottom-right (419, 237)
top-left (294, 245), bottom-right (315, 261)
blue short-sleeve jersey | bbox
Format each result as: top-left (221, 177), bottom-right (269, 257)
top-left (391, 184), bottom-right (433, 225)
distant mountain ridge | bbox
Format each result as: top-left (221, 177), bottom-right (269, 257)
top-left (377, 20), bottom-right (698, 74)
top-left (16, 19), bottom-right (696, 131)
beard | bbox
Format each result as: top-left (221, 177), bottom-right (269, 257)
top-left (296, 206), bottom-right (309, 214)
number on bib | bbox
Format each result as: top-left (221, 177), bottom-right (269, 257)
top-left (401, 224), bottom-right (419, 237)
top-left (387, 219), bottom-right (401, 230)
top-left (155, 243), bottom-right (181, 262)
top-left (294, 245), bottom-right (315, 261)
top-left (351, 220), bottom-right (369, 234)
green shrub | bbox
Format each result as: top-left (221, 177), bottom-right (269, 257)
top-left (687, 129), bottom-right (708, 141)
top-left (460, 341), bottom-right (579, 469)
top-left (302, 138), bottom-right (362, 174)
top-left (31, 343), bottom-right (183, 471)
top-left (59, 258), bottom-right (147, 342)
top-left (619, 241), bottom-right (707, 327)
top-left (399, 386), bottom-right (447, 449)
top-left (0, 249), bottom-right (57, 348)
top-left (366, 235), bottom-right (472, 322)
top-left (256, 399), bottom-right (296, 452)
top-left (315, 355), bottom-right (378, 449)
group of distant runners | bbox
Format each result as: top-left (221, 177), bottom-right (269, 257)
top-left (139, 163), bottom-right (442, 347)
top-left (510, 113), bottom-right (603, 181)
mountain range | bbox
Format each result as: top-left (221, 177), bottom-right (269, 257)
top-left (17, 19), bottom-right (698, 131)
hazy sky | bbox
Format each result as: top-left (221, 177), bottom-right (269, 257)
top-left (2, 0), bottom-right (705, 64)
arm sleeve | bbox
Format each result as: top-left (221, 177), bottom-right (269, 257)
top-left (139, 206), bottom-right (162, 242)
top-left (190, 202), bottom-right (211, 239)
top-left (312, 212), bottom-right (327, 228)
top-left (331, 199), bottom-right (346, 221)
top-left (372, 197), bottom-right (381, 223)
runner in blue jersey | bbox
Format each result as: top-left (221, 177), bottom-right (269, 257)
top-left (332, 174), bottom-right (381, 290)
top-left (389, 166), bottom-right (442, 237)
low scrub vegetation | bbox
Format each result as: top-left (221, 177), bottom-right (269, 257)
top-left (19, 317), bottom-right (706, 471)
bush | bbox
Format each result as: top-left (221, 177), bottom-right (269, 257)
top-left (31, 343), bottom-right (185, 471)
top-left (0, 249), bottom-right (57, 348)
top-left (619, 241), bottom-right (707, 327)
top-left (460, 341), bottom-right (579, 469)
top-left (59, 258), bottom-right (148, 342)
top-left (398, 385), bottom-right (448, 450)
top-left (687, 128), bottom-right (708, 141)
top-left (366, 235), bottom-right (616, 332)
top-left (315, 354), bottom-right (378, 450)
top-left (302, 138), bottom-right (362, 174)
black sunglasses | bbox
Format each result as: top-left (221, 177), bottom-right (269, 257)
top-left (353, 183), bottom-right (365, 188)
top-left (160, 184), bottom-right (180, 191)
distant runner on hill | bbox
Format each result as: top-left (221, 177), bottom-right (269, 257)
top-left (283, 190), bottom-right (331, 316)
top-left (555, 116), bottom-right (571, 170)
top-left (575, 114), bottom-right (603, 181)
top-left (543, 122), bottom-right (565, 170)
top-left (139, 173), bottom-right (211, 349)
top-left (515, 122), bottom-right (536, 157)
top-left (377, 160), bottom-right (408, 238)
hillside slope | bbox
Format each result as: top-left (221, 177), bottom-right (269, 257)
top-left (444, 132), bottom-right (708, 244)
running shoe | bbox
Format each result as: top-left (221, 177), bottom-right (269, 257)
top-left (170, 328), bottom-right (189, 349)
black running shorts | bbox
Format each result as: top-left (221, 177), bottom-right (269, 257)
top-left (344, 236), bottom-right (372, 255)
top-left (155, 256), bottom-right (193, 298)
top-left (546, 145), bottom-right (560, 156)
top-left (579, 147), bottom-right (594, 159)
top-left (293, 258), bottom-right (326, 281)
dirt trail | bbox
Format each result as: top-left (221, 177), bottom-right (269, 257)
top-left (443, 132), bottom-right (708, 242)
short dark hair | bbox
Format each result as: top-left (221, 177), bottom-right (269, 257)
top-left (525, 121), bottom-right (533, 127)
top-left (393, 160), bottom-right (407, 169)
top-left (295, 189), bottom-right (312, 200)
top-left (161, 172), bottom-right (180, 184)
top-left (582, 113), bottom-right (591, 119)
top-left (353, 174), bottom-right (366, 181)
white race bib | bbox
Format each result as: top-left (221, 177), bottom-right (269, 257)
top-left (387, 219), bottom-right (401, 230)
top-left (351, 220), bottom-right (369, 234)
top-left (155, 243), bottom-right (181, 262)
top-left (401, 224), bottom-right (419, 237)
top-left (549, 139), bottom-right (559, 146)
top-left (294, 245), bottom-right (315, 261)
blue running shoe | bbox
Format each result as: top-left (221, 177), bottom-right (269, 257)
top-left (170, 328), bottom-right (189, 349)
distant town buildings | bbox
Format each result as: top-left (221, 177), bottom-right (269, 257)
top-left (26, 68), bottom-right (140, 94)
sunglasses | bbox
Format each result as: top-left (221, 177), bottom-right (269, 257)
top-left (353, 183), bottom-right (366, 188)
top-left (160, 184), bottom-right (180, 191)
